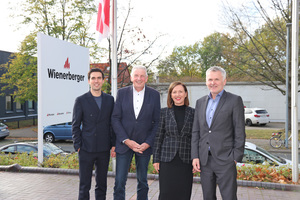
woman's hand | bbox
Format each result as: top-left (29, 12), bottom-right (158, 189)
top-left (153, 163), bottom-right (160, 173)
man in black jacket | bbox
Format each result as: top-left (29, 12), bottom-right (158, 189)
top-left (72, 68), bottom-right (115, 200)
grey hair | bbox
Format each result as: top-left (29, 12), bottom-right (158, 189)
top-left (130, 66), bottom-right (148, 77)
top-left (206, 66), bottom-right (226, 81)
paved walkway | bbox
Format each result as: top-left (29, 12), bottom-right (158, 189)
top-left (2, 126), bottom-right (300, 199)
top-left (0, 171), bottom-right (299, 200)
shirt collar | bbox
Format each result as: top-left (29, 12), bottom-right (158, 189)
top-left (133, 85), bottom-right (145, 95)
top-left (208, 89), bottom-right (224, 99)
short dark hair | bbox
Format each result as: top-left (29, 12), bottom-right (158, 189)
top-left (88, 68), bottom-right (104, 80)
top-left (167, 81), bottom-right (189, 108)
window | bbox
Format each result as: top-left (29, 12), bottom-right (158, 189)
top-left (17, 145), bottom-right (37, 154)
top-left (16, 101), bottom-right (23, 111)
top-left (242, 149), bottom-right (265, 164)
top-left (5, 96), bottom-right (13, 111)
top-left (28, 100), bottom-right (34, 110)
top-left (1, 146), bottom-right (15, 153)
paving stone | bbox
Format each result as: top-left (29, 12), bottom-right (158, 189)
top-left (0, 172), bottom-right (299, 200)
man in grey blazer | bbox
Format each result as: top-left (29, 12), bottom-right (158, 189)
top-left (191, 66), bottom-right (245, 200)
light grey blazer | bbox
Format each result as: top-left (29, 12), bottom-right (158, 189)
top-left (191, 90), bottom-right (246, 166)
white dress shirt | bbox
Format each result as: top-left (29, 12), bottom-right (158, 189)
top-left (133, 85), bottom-right (145, 119)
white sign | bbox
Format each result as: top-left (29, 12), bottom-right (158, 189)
top-left (37, 33), bottom-right (89, 127)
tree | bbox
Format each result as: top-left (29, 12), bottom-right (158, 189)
top-left (1, 0), bottom-right (166, 101)
top-left (105, 0), bottom-right (165, 88)
top-left (156, 32), bottom-right (242, 82)
top-left (0, 0), bottom-right (99, 103)
top-left (220, 0), bottom-right (295, 93)
top-left (197, 32), bottom-right (245, 79)
top-left (157, 43), bottom-right (202, 82)
top-left (221, 0), bottom-right (296, 128)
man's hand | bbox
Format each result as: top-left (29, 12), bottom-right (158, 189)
top-left (153, 163), bottom-right (160, 173)
top-left (138, 143), bottom-right (150, 152)
top-left (124, 139), bottom-right (140, 149)
top-left (192, 158), bottom-right (201, 173)
top-left (77, 148), bottom-right (80, 152)
top-left (111, 146), bottom-right (116, 157)
top-left (124, 139), bottom-right (143, 153)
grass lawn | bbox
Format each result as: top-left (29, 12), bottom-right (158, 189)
top-left (246, 129), bottom-right (300, 139)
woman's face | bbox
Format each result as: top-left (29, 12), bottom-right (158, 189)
top-left (171, 84), bottom-right (187, 106)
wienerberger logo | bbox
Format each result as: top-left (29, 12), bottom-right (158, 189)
top-left (64, 58), bottom-right (70, 69)
top-left (47, 57), bottom-right (85, 83)
top-left (57, 113), bottom-right (64, 115)
top-left (47, 113), bottom-right (54, 116)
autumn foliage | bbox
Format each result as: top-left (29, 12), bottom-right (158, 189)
top-left (237, 165), bottom-right (300, 185)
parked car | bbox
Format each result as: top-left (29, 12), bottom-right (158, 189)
top-left (238, 142), bottom-right (300, 168)
top-left (0, 122), bottom-right (9, 139)
top-left (0, 142), bottom-right (68, 157)
top-left (43, 122), bottom-right (72, 143)
top-left (244, 107), bottom-right (270, 126)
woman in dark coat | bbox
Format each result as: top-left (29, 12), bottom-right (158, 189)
top-left (153, 81), bottom-right (195, 200)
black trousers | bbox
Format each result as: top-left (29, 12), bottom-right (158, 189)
top-left (78, 149), bottom-right (110, 200)
top-left (159, 153), bottom-right (193, 200)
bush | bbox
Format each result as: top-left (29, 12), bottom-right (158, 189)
top-left (1, 153), bottom-right (299, 184)
top-left (237, 164), bottom-right (300, 184)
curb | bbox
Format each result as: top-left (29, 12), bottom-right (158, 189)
top-left (1, 164), bottom-right (299, 192)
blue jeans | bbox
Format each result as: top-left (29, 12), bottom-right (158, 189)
top-left (113, 150), bottom-right (151, 200)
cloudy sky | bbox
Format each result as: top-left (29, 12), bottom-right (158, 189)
top-left (0, 0), bottom-right (240, 57)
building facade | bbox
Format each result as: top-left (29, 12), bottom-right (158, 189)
top-left (149, 81), bottom-right (295, 122)
top-left (0, 50), bottom-right (37, 123)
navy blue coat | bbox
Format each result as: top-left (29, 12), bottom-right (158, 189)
top-left (72, 91), bottom-right (115, 152)
top-left (112, 86), bottom-right (161, 155)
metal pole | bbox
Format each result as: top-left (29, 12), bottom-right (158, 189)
top-left (111, 0), bottom-right (117, 99)
top-left (285, 23), bottom-right (291, 148)
top-left (37, 33), bottom-right (44, 165)
top-left (291, 0), bottom-right (299, 183)
top-left (111, 0), bottom-right (117, 172)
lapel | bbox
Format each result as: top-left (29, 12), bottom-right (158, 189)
top-left (203, 96), bottom-right (210, 128)
top-left (181, 107), bottom-right (191, 136)
top-left (169, 107), bottom-right (179, 134)
top-left (128, 86), bottom-right (136, 119)
top-left (87, 91), bottom-right (100, 119)
top-left (210, 90), bottom-right (227, 128)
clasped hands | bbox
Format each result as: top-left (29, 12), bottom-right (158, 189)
top-left (124, 139), bottom-right (149, 154)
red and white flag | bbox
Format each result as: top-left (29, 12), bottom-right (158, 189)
top-left (96, 0), bottom-right (110, 42)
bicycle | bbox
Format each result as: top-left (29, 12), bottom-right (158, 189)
top-left (269, 132), bottom-right (291, 148)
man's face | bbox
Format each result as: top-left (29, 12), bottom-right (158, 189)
top-left (130, 68), bottom-right (148, 92)
top-left (206, 70), bottom-right (226, 97)
top-left (88, 72), bottom-right (104, 92)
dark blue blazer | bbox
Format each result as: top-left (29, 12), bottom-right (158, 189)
top-left (72, 91), bottom-right (115, 152)
top-left (112, 85), bottom-right (161, 155)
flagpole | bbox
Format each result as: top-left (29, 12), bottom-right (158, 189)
top-left (111, 0), bottom-right (117, 172)
top-left (291, 0), bottom-right (299, 183)
top-left (111, 0), bottom-right (117, 99)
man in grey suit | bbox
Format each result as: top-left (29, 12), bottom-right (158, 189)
top-left (191, 66), bottom-right (245, 200)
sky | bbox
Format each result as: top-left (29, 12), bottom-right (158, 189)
top-left (0, 0), bottom-right (239, 58)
